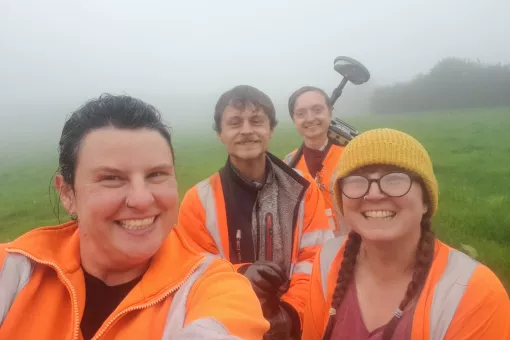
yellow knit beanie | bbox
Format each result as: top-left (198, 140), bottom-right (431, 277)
top-left (334, 128), bottom-right (439, 216)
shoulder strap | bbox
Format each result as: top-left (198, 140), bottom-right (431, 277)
top-left (287, 144), bottom-right (304, 168)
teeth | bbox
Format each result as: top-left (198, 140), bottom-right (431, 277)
top-left (119, 217), bottom-right (155, 230)
top-left (364, 211), bottom-right (396, 219)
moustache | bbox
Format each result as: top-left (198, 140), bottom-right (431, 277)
top-left (303, 121), bottom-right (321, 128)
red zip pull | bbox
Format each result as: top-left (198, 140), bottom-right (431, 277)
top-left (236, 229), bottom-right (242, 263)
top-left (265, 213), bottom-right (273, 261)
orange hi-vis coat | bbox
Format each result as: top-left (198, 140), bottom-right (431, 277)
top-left (0, 221), bottom-right (269, 340)
top-left (303, 236), bottom-right (510, 340)
top-left (177, 168), bottom-right (334, 328)
top-left (284, 143), bottom-right (346, 235)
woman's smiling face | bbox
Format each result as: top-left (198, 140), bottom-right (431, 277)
top-left (57, 127), bottom-right (179, 268)
top-left (340, 165), bottom-right (429, 243)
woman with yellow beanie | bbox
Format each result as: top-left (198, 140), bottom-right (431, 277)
top-left (302, 128), bottom-right (509, 340)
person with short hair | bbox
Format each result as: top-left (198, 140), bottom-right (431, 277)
top-left (303, 128), bottom-right (510, 340)
top-left (284, 86), bottom-right (347, 236)
top-left (0, 94), bottom-right (269, 340)
top-left (177, 85), bottom-right (333, 339)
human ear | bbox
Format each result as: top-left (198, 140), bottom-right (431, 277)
top-left (55, 174), bottom-right (76, 215)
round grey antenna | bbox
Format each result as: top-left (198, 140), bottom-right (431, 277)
top-left (331, 56), bottom-right (370, 106)
top-left (333, 56), bottom-right (371, 85)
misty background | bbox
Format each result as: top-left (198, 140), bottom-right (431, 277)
top-left (1, 0), bottom-right (510, 160)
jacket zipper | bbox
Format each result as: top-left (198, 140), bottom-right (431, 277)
top-left (91, 258), bottom-right (205, 339)
top-left (236, 229), bottom-right (242, 263)
top-left (6, 248), bottom-right (206, 340)
top-left (315, 169), bottom-right (327, 192)
top-left (265, 213), bottom-right (273, 261)
top-left (6, 248), bottom-right (80, 340)
top-left (255, 193), bottom-right (261, 261)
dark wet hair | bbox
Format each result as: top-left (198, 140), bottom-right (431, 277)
top-left (288, 86), bottom-right (332, 118)
top-left (213, 85), bottom-right (278, 133)
top-left (58, 93), bottom-right (174, 187)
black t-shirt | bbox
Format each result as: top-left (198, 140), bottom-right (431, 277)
top-left (80, 270), bottom-right (142, 340)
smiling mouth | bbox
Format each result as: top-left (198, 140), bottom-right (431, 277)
top-left (362, 210), bottom-right (396, 220)
top-left (237, 141), bottom-right (259, 145)
top-left (116, 216), bottom-right (157, 230)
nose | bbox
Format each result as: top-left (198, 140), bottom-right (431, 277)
top-left (239, 119), bottom-right (254, 134)
top-left (125, 177), bottom-right (155, 210)
top-left (364, 181), bottom-right (386, 201)
top-left (303, 110), bottom-right (314, 122)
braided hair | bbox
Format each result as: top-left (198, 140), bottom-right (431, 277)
top-left (322, 217), bottom-right (436, 340)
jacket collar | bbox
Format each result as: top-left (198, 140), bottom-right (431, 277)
top-left (225, 151), bottom-right (309, 191)
top-left (225, 154), bottom-right (272, 191)
top-left (5, 221), bottom-right (206, 302)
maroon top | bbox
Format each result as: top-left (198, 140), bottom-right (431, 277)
top-left (330, 279), bottom-right (415, 339)
top-left (303, 144), bottom-right (327, 178)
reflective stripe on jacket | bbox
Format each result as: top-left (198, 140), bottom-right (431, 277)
top-left (177, 156), bottom-right (334, 328)
top-left (0, 221), bottom-right (269, 340)
top-left (284, 143), bottom-right (346, 235)
top-left (303, 236), bottom-right (510, 340)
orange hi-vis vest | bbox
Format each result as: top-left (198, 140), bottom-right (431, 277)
top-left (0, 221), bottom-right (269, 340)
top-left (284, 143), bottom-right (346, 235)
top-left (177, 162), bottom-right (334, 329)
top-left (303, 236), bottom-right (510, 340)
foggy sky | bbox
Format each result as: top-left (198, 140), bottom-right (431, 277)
top-left (1, 0), bottom-right (510, 153)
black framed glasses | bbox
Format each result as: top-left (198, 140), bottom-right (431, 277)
top-left (339, 172), bottom-right (414, 199)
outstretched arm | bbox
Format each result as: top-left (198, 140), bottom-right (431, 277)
top-left (182, 258), bottom-right (270, 340)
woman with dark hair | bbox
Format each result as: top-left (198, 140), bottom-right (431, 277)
top-left (303, 128), bottom-right (509, 340)
top-left (0, 94), bottom-right (269, 339)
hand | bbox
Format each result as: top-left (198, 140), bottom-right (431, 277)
top-left (263, 304), bottom-right (293, 340)
top-left (243, 261), bottom-right (288, 299)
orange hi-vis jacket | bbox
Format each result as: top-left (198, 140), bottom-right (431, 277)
top-left (303, 236), bottom-right (510, 340)
top-left (0, 221), bottom-right (269, 340)
top-left (177, 156), bottom-right (334, 329)
top-left (284, 142), bottom-right (346, 235)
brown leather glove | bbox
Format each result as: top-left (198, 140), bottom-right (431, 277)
top-left (263, 302), bottom-right (300, 340)
top-left (242, 261), bottom-right (288, 300)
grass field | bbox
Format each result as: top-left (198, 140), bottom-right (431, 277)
top-left (1, 108), bottom-right (509, 290)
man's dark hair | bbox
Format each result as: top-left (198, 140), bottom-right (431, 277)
top-left (213, 85), bottom-right (278, 132)
top-left (288, 86), bottom-right (332, 118)
top-left (58, 93), bottom-right (173, 187)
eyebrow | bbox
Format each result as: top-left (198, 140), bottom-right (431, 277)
top-left (149, 163), bottom-right (175, 171)
top-left (92, 163), bottom-right (174, 173)
top-left (93, 166), bottom-right (124, 174)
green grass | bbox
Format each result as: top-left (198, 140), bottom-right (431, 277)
top-left (1, 108), bottom-right (509, 291)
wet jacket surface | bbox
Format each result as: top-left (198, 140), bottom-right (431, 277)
top-left (284, 142), bottom-right (346, 235)
top-left (177, 152), bottom-right (334, 330)
top-left (303, 236), bottom-right (510, 340)
top-left (0, 221), bottom-right (269, 340)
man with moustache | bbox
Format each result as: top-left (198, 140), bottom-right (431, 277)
top-left (177, 85), bottom-right (333, 339)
